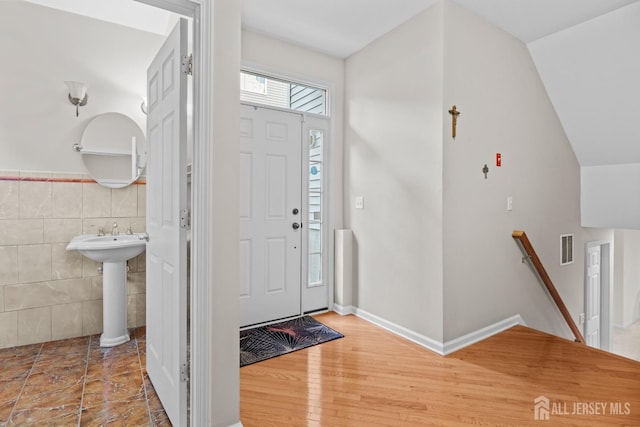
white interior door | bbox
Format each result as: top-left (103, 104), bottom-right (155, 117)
top-left (585, 245), bottom-right (601, 348)
top-left (146, 18), bottom-right (188, 426)
top-left (240, 104), bottom-right (302, 327)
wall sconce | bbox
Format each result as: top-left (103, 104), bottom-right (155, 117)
top-left (65, 81), bottom-right (88, 117)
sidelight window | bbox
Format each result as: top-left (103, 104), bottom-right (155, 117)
top-left (308, 129), bottom-right (324, 286)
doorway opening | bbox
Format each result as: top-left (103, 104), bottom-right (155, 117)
top-left (239, 71), bottom-right (331, 328)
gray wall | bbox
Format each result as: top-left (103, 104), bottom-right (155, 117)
top-left (345, 4), bottom-right (445, 341)
top-left (614, 230), bottom-right (640, 328)
top-left (343, 0), bottom-right (613, 345)
top-left (442, 0), bottom-right (612, 341)
top-left (581, 164), bottom-right (640, 229)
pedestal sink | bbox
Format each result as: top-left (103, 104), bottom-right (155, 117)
top-left (67, 233), bottom-right (147, 347)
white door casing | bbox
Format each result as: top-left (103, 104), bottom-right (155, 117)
top-left (146, 18), bottom-right (188, 426)
top-left (240, 104), bottom-right (302, 327)
top-left (585, 245), bottom-right (601, 348)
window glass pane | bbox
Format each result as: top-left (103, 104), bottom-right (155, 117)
top-left (240, 73), bottom-right (267, 94)
top-left (309, 254), bottom-right (322, 284)
top-left (308, 129), bottom-right (323, 286)
top-left (309, 224), bottom-right (321, 253)
top-left (291, 85), bottom-right (326, 115)
top-left (240, 71), bottom-right (327, 116)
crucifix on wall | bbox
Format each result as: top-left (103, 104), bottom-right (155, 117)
top-left (448, 105), bottom-right (460, 139)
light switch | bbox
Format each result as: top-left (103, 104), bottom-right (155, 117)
top-left (507, 196), bottom-right (513, 211)
top-left (355, 196), bottom-right (364, 209)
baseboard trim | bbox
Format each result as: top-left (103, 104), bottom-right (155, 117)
top-left (442, 314), bottom-right (527, 355)
top-left (332, 303), bottom-right (355, 316)
top-left (333, 304), bottom-right (526, 356)
top-left (351, 307), bottom-right (445, 355)
top-left (227, 422), bottom-right (244, 427)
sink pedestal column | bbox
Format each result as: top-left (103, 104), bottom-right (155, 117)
top-left (100, 261), bottom-right (130, 347)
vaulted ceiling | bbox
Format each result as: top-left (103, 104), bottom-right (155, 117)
top-left (24, 0), bottom-right (640, 167)
top-left (242, 0), bottom-right (638, 56)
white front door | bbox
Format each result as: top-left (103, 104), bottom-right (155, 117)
top-left (585, 245), bottom-right (601, 348)
top-left (240, 104), bottom-right (303, 327)
top-left (146, 18), bottom-right (188, 426)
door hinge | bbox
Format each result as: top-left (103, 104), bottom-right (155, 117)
top-left (180, 208), bottom-right (191, 230)
top-left (182, 53), bottom-right (193, 76)
top-left (180, 362), bottom-right (189, 382)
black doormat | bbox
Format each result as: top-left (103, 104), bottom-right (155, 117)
top-left (240, 316), bottom-right (344, 367)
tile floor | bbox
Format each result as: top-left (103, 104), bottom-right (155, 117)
top-left (613, 320), bottom-right (640, 362)
top-left (0, 327), bottom-right (170, 426)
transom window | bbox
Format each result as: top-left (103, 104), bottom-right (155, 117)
top-left (240, 71), bottom-right (328, 116)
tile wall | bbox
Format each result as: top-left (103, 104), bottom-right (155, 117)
top-left (0, 170), bottom-right (146, 349)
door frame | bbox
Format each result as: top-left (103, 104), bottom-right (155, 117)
top-left (240, 64), bottom-right (335, 315)
top-left (584, 240), bottom-right (612, 351)
top-left (136, 1), bottom-right (242, 426)
top-left (239, 103), bottom-right (333, 324)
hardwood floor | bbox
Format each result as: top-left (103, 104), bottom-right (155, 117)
top-left (241, 312), bottom-right (640, 426)
top-left (0, 327), bottom-right (169, 426)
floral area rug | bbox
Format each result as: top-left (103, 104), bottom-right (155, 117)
top-left (240, 316), bottom-right (344, 367)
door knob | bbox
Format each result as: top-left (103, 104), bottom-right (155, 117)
top-left (292, 222), bottom-right (300, 230)
top-left (292, 208), bottom-right (299, 215)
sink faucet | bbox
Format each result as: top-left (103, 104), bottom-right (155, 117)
top-left (111, 222), bottom-right (119, 236)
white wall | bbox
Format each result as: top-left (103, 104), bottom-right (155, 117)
top-left (528, 2), bottom-right (640, 231)
top-left (581, 164), bottom-right (640, 229)
top-left (613, 230), bottom-right (640, 328)
top-left (0, 1), bottom-right (164, 173)
top-left (207, 2), bottom-right (242, 426)
top-left (527, 2), bottom-right (640, 167)
top-left (440, 1), bottom-right (613, 341)
top-left (344, 4), bottom-right (444, 341)
top-left (241, 30), bottom-right (345, 231)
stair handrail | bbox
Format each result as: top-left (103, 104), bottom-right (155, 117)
top-left (512, 230), bottom-right (585, 344)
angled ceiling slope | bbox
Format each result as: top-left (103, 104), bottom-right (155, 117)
top-left (528, 1), bottom-right (640, 166)
top-left (452, 0), bottom-right (639, 43)
top-left (24, 0), bottom-right (640, 58)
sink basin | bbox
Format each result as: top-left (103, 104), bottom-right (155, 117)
top-left (66, 233), bottom-right (147, 263)
top-left (67, 232), bottom-right (148, 347)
